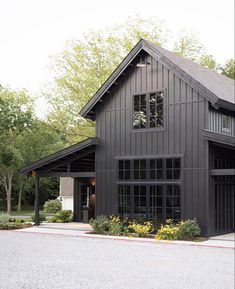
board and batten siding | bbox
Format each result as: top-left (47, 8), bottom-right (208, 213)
top-left (208, 108), bottom-right (235, 136)
top-left (95, 54), bottom-right (210, 233)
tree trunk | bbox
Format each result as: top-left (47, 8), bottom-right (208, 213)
top-left (17, 180), bottom-right (23, 212)
top-left (0, 167), bottom-right (13, 215)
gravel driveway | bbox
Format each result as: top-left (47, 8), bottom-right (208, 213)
top-left (0, 231), bottom-right (234, 289)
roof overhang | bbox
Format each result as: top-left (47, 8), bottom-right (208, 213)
top-left (20, 137), bottom-right (99, 177)
top-left (80, 39), bottom-right (235, 120)
top-left (201, 130), bottom-right (235, 147)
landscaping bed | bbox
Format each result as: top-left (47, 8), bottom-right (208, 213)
top-left (0, 214), bottom-right (32, 230)
top-left (89, 215), bottom-right (201, 241)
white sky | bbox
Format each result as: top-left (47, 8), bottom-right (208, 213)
top-left (0, 0), bottom-right (234, 97)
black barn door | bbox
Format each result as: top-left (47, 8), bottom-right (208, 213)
top-left (214, 180), bottom-right (235, 234)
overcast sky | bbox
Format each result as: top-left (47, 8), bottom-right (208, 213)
top-left (0, 0), bottom-right (234, 96)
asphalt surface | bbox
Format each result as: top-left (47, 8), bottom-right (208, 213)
top-left (0, 231), bottom-right (234, 289)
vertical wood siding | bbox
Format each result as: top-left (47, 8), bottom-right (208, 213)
top-left (208, 108), bottom-right (235, 136)
top-left (95, 54), bottom-right (209, 233)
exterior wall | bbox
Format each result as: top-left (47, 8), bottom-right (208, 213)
top-left (95, 54), bottom-right (210, 234)
top-left (59, 177), bottom-right (74, 211)
top-left (208, 107), bottom-right (235, 136)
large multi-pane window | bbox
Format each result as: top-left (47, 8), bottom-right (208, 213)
top-left (149, 185), bottom-right (163, 222)
top-left (166, 185), bottom-right (181, 221)
top-left (118, 185), bottom-right (131, 218)
top-left (118, 160), bottom-right (131, 180)
top-left (133, 186), bottom-right (147, 219)
top-left (150, 159), bottom-right (163, 180)
top-left (118, 158), bottom-right (181, 181)
top-left (166, 158), bottom-right (181, 180)
top-left (133, 91), bottom-right (164, 130)
top-left (134, 159), bottom-right (147, 180)
top-left (117, 184), bottom-right (181, 223)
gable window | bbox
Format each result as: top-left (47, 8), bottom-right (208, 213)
top-left (222, 114), bottom-right (231, 134)
top-left (133, 91), bottom-right (164, 130)
top-left (133, 94), bottom-right (147, 129)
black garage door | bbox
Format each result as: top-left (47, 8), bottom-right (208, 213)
top-left (214, 177), bottom-right (235, 234)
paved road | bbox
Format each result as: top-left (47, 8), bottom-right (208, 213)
top-left (0, 231), bottom-right (234, 289)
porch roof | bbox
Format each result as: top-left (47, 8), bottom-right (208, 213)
top-left (20, 137), bottom-right (98, 177)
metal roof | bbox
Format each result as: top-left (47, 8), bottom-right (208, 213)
top-left (80, 39), bottom-right (235, 119)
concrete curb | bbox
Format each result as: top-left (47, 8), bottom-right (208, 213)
top-left (9, 228), bottom-right (235, 250)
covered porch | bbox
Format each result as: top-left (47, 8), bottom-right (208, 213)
top-left (20, 137), bottom-right (98, 225)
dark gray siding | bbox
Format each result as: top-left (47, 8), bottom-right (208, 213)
top-left (95, 54), bottom-right (210, 233)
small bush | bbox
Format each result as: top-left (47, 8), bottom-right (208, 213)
top-left (178, 219), bottom-right (201, 240)
top-left (43, 199), bottom-right (62, 213)
top-left (51, 210), bottom-right (72, 223)
top-left (0, 214), bottom-right (11, 225)
top-left (109, 216), bottom-right (123, 236)
top-left (89, 215), bottom-right (110, 234)
top-left (31, 213), bottom-right (47, 223)
top-left (155, 219), bottom-right (180, 240)
top-left (155, 219), bottom-right (201, 241)
top-left (128, 221), bottom-right (153, 237)
top-left (0, 213), bottom-right (31, 230)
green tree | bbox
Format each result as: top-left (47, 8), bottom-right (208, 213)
top-left (220, 59), bottom-right (235, 79)
top-left (15, 120), bottom-right (66, 211)
top-left (200, 54), bottom-right (218, 71)
top-left (0, 87), bottom-right (34, 214)
top-left (46, 16), bottom-right (168, 143)
top-left (173, 30), bottom-right (205, 62)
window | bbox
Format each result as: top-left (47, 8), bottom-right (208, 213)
top-left (166, 185), bottom-right (181, 220)
top-left (118, 185), bottom-right (131, 217)
top-left (222, 114), bottom-right (231, 134)
top-left (117, 185), bottom-right (181, 223)
top-left (149, 92), bottom-right (164, 128)
top-left (150, 159), bottom-right (163, 180)
top-left (133, 91), bottom-right (164, 130)
top-left (133, 94), bottom-right (147, 129)
top-left (118, 160), bottom-right (131, 180)
top-left (166, 158), bottom-right (181, 180)
top-left (118, 158), bottom-right (181, 181)
top-left (149, 185), bottom-right (163, 222)
top-left (134, 159), bottom-right (147, 180)
top-left (133, 186), bottom-right (147, 219)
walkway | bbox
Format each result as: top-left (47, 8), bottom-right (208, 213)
top-left (16, 222), bottom-right (235, 249)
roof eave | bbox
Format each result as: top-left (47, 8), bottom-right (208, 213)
top-left (20, 137), bottom-right (99, 174)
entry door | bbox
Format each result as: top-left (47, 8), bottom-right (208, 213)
top-left (79, 183), bottom-right (95, 222)
top-left (215, 183), bottom-right (235, 234)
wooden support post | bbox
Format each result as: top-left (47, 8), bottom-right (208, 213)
top-left (34, 174), bottom-right (40, 226)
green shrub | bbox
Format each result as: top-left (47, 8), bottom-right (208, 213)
top-left (109, 216), bottom-right (123, 236)
top-left (89, 215), bottom-right (110, 234)
top-left (0, 214), bottom-right (11, 225)
top-left (31, 213), bottom-right (47, 223)
top-left (43, 199), bottom-right (62, 213)
top-left (155, 219), bottom-right (201, 241)
top-left (0, 214), bottom-right (31, 230)
top-left (51, 210), bottom-right (72, 223)
top-left (178, 219), bottom-right (201, 240)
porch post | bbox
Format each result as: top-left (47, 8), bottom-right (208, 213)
top-left (34, 174), bottom-right (40, 226)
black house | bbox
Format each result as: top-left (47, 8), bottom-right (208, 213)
top-left (21, 39), bottom-right (235, 237)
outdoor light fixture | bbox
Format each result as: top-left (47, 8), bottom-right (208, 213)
top-left (136, 58), bottom-right (150, 68)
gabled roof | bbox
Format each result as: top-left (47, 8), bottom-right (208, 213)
top-left (20, 137), bottom-right (99, 175)
top-left (80, 39), bottom-right (235, 119)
